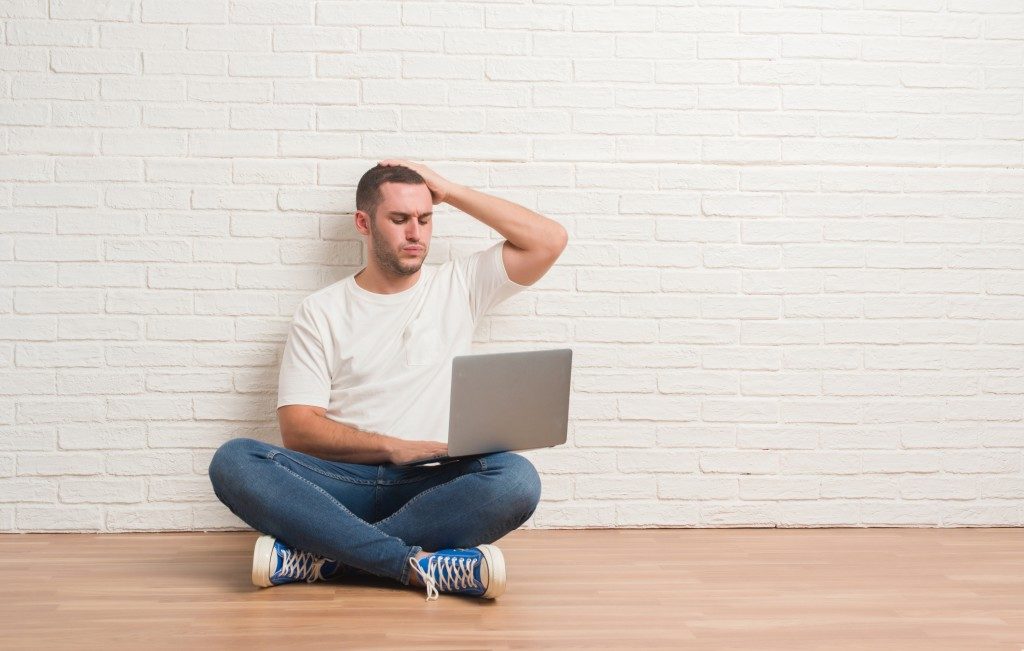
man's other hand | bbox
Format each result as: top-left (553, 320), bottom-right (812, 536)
top-left (387, 439), bottom-right (449, 465)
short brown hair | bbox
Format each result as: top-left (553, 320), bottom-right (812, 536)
top-left (355, 164), bottom-right (426, 223)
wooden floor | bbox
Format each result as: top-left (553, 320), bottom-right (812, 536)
top-left (3, 528), bottom-right (1023, 650)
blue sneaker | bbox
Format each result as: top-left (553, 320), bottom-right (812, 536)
top-left (407, 544), bottom-right (506, 601)
top-left (251, 535), bottom-right (341, 588)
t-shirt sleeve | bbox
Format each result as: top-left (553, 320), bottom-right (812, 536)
top-left (459, 240), bottom-right (531, 324)
top-left (276, 301), bottom-right (331, 410)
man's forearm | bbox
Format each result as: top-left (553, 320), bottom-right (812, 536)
top-left (285, 416), bottom-right (397, 464)
top-left (445, 183), bottom-right (566, 254)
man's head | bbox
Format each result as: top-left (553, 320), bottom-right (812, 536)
top-left (355, 164), bottom-right (433, 278)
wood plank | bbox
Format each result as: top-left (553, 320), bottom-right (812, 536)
top-left (2, 528), bottom-right (1023, 650)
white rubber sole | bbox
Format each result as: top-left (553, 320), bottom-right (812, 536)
top-left (477, 544), bottom-right (506, 599)
top-left (252, 534), bottom-right (276, 588)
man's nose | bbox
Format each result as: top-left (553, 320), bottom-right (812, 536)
top-left (406, 221), bottom-right (421, 240)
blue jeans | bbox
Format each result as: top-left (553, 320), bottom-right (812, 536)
top-left (207, 438), bottom-right (542, 586)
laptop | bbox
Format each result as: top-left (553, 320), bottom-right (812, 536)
top-left (397, 348), bottom-right (573, 466)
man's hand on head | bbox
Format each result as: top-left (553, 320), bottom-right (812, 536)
top-left (377, 159), bottom-right (458, 206)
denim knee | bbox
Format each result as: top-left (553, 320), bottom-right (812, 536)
top-left (208, 437), bottom-right (265, 498)
top-left (487, 452), bottom-right (542, 520)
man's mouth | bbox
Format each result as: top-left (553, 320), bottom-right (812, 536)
top-left (402, 246), bottom-right (423, 254)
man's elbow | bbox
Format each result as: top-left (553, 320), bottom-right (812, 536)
top-left (549, 223), bottom-right (568, 258)
top-left (277, 405), bottom-right (323, 452)
top-left (536, 224), bottom-right (567, 272)
top-left (280, 428), bottom-right (306, 452)
top-left (279, 422), bottom-right (306, 452)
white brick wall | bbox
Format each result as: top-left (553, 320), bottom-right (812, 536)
top-left (2, 0), bottom-right (1023, 532)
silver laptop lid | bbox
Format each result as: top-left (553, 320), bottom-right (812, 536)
top-left (447, 348), bottom-right (572, 457)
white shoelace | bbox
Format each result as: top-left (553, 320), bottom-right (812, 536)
top-left (408, 554), bottom-right (479, 601)
top-left (277, 547), bottom-right (333, 583)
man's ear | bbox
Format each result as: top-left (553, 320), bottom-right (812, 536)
top-left (354, 210), bottom-right (370, 236)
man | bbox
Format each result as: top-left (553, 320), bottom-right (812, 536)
top-left (208, 159), bottom-right (568, 601)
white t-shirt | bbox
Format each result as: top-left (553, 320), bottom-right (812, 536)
top-left (276, 240), bottom-right (528, 443)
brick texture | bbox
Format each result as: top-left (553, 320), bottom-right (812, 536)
top-left (2, 1), bottom-right (1024, 532)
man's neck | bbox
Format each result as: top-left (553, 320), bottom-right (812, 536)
top-left (353, 264), bottom-right (421, 295)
